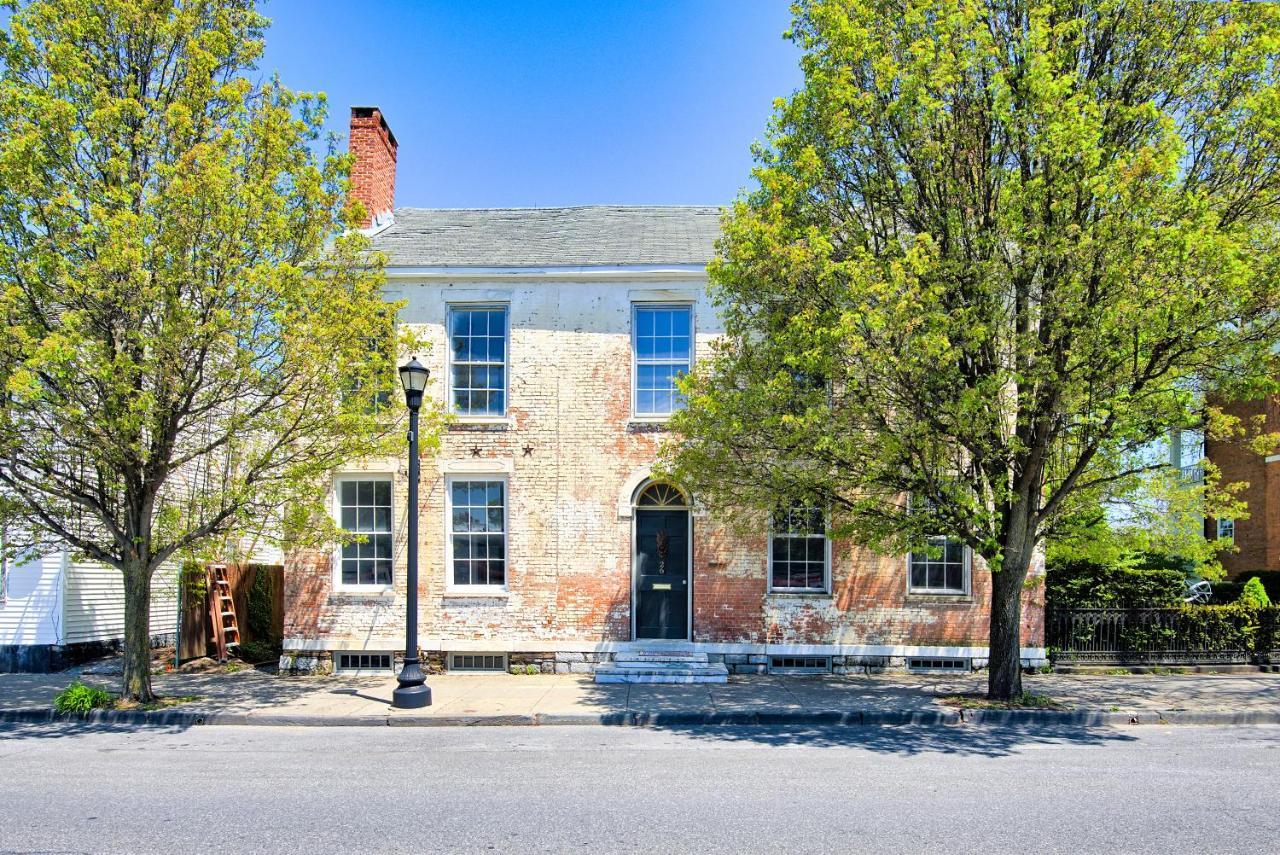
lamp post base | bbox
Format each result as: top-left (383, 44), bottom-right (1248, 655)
top-left (392, 682), bottom-right (432, 709)
top-left (392, 658), bottom-right (432, 709)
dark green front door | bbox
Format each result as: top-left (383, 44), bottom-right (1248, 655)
top-left (634, 508), bottom-right (690, 640)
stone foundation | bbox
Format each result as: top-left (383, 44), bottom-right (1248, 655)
top-left (275, 647), bottom-right (1034, 677)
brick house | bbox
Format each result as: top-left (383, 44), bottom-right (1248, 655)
top-left (278, 108), bottom-right (1046, 677)
top-left (1205, 398), bottom-right (1279, 577)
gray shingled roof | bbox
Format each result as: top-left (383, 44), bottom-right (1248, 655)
top-left (370, 205), bottom-right (721, 267)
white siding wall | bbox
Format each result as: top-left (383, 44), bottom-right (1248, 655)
top-left (63, 560), bottom-right (180, 644)
top-left (0, 552), bottom-right (63, 646)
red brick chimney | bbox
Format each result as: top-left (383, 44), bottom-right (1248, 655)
top-left (348, 106), bottom-right (397, 229)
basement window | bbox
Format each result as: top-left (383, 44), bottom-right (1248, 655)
top-left (769, 655), bottom-right (831, 674)
top-left (449, 653), bottom-right (507, 672)
top-left (334, 652), bottom-right (394, 674)
top-left (907, 657), bottom-right (969, 673)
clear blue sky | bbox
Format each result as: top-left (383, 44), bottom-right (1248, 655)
top-left (259, 0), bottom-right (802, 208)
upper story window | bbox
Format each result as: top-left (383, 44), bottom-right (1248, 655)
top-left (770, 506), bottom-right (829, 592)
top-left (448, 478), bottom-right (507, 589)
top-left (908, 535), bottom-right (969, 595)
top-left (449, 305), bottom-right (508, 417)
top-left (337, 477), bottom-right (393, 588)
top-left (633, 304), bottom-right (692, 418)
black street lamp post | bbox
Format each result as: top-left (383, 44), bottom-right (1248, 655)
top-left (393, 356), bottom-right (431, 709)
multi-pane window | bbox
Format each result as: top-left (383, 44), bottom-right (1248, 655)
top-left (633, 304), bottom-right (692, 417)
top-left (449, 306), bottom-right (507, 416)
top-left (1217, 518), bottom-right (1235, 542)
top-left (449, 479), bottom-right (507, 587)
top-left (770, 507), bottom-right (828, 591)
top-left (338, 479), bottom-right (393, 587)
top-left (909, 536), bottom-right (967, 594)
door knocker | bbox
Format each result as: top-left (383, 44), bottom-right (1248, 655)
top-left (656, 530), bottom-right (669, 575)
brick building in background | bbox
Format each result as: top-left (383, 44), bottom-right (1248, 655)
top-left (1205, 397), bottom-right (1280, 577)
top-left (278, 107), bottom-right (1046, 677)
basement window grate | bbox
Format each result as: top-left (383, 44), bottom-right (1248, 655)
top-left (449, 653), bottom-right (507, 672)
top-left (335, 652), bottom-right (394, 673)
top-left (769, 655), bottom-right (831, 674)
top-left (907, 657), bottom-right (969, 673)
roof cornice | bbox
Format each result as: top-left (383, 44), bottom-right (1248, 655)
top-left (382, 264), bottom-right (708, 281)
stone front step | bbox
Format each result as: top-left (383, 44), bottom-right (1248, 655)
top-left (614, 650), bottom-right (708, 665)
top-left (594, 659), bottom-right (728, 684)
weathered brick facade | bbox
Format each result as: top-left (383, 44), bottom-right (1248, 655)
top-left (279, 108), bottom-right (1046, 675)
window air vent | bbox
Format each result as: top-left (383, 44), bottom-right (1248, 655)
top-left (769, 655), bottom-right (831, 674)
top-left (335, 652), bottom-right (394, 673)
top-left (907, 657), bottom-right (969, 673)
top-left (449, 653), bottom-right (508, 672)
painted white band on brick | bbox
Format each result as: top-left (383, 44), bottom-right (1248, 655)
top-left (283, 636), bottom-right (1046, 662)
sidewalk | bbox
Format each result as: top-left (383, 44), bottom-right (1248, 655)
top-left (2, 666), bottom-right (1278, 728)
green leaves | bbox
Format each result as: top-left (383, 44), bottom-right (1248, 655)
top-left (664, 0), bottom-right (1280, 573)
top-left (0, 0), bottom-right (429, 574)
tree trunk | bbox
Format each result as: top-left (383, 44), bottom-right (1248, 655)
top-left (121, 562), bottom-right (155, 703)
top-left (987, 547), bottom-right (1033, 700)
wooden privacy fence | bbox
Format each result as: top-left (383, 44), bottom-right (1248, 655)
top-left (178, 563), bottom-right (283, 663)
top-left (1047, 606), bottom-right (1280, 666)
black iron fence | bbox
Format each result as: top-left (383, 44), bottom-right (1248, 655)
top-left (1047, 606), bottom-right (1280, 665)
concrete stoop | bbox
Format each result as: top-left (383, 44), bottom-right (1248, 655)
top-left (594, 649), bottom-right (729, 684)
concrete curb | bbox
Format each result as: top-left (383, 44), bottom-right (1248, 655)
top-left (2, 706), bottom-right (1279, 729)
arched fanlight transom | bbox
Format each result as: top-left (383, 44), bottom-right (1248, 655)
top-left (635, 482), bottom-right (688, 508)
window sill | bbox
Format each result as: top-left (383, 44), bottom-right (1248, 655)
top-left (447, 417), bottom-right (514, 432)
top-left (906, 592), bottom-right (973, 604)
top-left (442, 589), bottom-right (510, 599)
top-left (768, 589), bottom-right (831, 597)
top-left (626, 418), bottom-right (672, 433)
top-left (331, 587), bottom-right (396, 598)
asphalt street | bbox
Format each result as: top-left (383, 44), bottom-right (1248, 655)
top-left (0, 722), bottom-right (1276, 854)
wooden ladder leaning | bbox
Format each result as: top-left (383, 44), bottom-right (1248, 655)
top-left (207, 564), bottom-right (240, 663)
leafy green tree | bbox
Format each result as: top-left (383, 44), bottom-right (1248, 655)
top-left (662, 0), bottom-right (1280, 698)
top-left (0, 0), bottom-right (421, 701)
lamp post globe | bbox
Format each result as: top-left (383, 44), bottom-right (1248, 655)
top-left (392, 356), bottom-right (431, 709)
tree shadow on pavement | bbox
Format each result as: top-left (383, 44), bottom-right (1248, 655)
top-left (0, 721), bottom-right (196, 740)
top-left (641, 721), bottom-right (1140, 757)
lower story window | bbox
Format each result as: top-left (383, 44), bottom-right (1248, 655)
top-left (770, 506), bottom-right (829, 591)
top-left (1217, 518), bottom-right (1235, 542)
top-left (338, 477), bottom-right (393, 587)
top-left (909, 536), bottom-right (968, 594)
top-left (449, 478), bottom-right (507, 588)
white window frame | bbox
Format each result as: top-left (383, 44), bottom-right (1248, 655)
top-left (446, 303), bottom-right (510, 420)
top-left (445, 474), bottom-right (510, 593)
top-left (332, 474), bottom-right (395, 593)
top-left (631, 302), bottom-right (694, 420)
top-left (906, 536), bottom-right (971, 596)
top-left (1217, 518), bottom-right (1235, 542)
top-left (333, 651), bottom-right (396, 675)
top-left (767, 508), bottom-right (831, 594)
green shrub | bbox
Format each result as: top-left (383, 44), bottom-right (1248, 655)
top-left (235, 639), bottom-right (278, 664)
top-left (1238, 577), bottom-right (1272, 609)
top-left (53, 681), bottom-right (114, 713)
top-left (1046, 557), bottom-right (1187, 609)
top-left (1234, 572), bottom-right (1280, 603)
top-left (246, 567), bottom-right (276, 643)
top-left (1209, 581), bottom-right (1244, 604)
